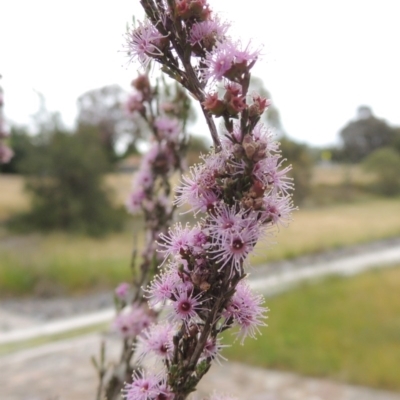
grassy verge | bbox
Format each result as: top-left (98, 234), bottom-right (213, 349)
top-left (223, 266), bottom-right (400, 392)
top-left (1, 198), bottom-right (400, 296)
top-left (0, 228), bottom-right (145, 296)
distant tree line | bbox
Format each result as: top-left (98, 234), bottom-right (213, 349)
top-left (339, 106), bottom-right (400, 162)
top-left (1, 83), bottom-right (208, 236)
top-left (2, 79), bottom-right (333, 233)
top-left (322, 106), bottom-right (400, 197)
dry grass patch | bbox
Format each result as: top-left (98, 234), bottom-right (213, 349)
top-left (311, 164), bottom-right (373, 186)
top-left (104, 173), bottom-right (133, 206)
top-left (0, 173), bottom-right (135, 219)
top-left (252, 198), bottom-right (400, 263)
top-left (0, 175), bottom-right (29, 220)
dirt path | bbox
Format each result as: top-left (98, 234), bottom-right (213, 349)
top-left (1, 332), bottom-right (399, 400)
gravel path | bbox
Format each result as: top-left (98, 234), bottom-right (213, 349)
top-left (1, 333), bottom-right (399, 400)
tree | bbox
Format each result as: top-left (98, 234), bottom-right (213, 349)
top-left (339, 106), bottom-right (396, 162)
top-left (0, 126), bottom-right (33, 174)
top-left (10, 127), bottom-right (124, 236)
top-left (76, 84), bottom-right (138, 163)
top-left (77, 79), bottom-right (197, 164)
top-left (392, 127), bottom-right (400, 154)
top-left (362, 147), bottom-right (400, 196)
top-left (279, 137), bottom-right (314, 205)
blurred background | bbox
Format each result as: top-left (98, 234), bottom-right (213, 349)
top-left (1, 1), bottom-right (400, 399)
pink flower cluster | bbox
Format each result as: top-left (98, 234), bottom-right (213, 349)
top-left (113, 304), bottom-right (155, 339)
top-left (125, 20), bottom-right (169, 69)
top-left (143, 118), bottom-right (292, 339)
top-left (125, 0), bottom-right (259, 86)
top-left (121, 0), bottom-right (295, 398)
top-left (125, 117), bottom-right (293, 398)
top-left (103, 74), bottom-right (192, 399)
top-left (115, 282), bottom-right (131, 300)
top-left (126, 141), bottom-right (176, 215)
top-left (125, 77), bottom-right (185, 217)
top-left (122, 370), bottom-right (174, 400)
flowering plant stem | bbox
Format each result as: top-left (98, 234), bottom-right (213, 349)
top-left (93, 73), bottom-right (192, 400)
top-left (121, 1), bottom-right (295, 399)
top-left (141, 0), bottom-right (221, 150)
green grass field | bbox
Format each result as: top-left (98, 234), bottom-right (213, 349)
top-left (223, 266), bottom-right (400, 391)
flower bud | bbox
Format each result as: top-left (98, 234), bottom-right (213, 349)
top-left (188, 323), bottom-right (199, 337)
top-left (132, 74), bottom-right (150, 92)
top-left (224, 82), bottom-right (241, 99)
top-left (242, 134), bottom-right (256, 159)
top-left (226, 95), bottom-right (246, 116)
top-left (202, 93), bottom-right (225, 116)
top-left (253, 143), bottom-right (267, 162)
top-left (176, 0), bottom-right (210, 21)
top-left (252, 94), bottom-right (270, 115)
top-left (232, 143), bottom-right (244, 157)
top-left (249, 180), bottom-right (266, 198)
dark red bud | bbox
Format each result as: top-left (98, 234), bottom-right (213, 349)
top-left (202, 93), bottom-right (226, 116)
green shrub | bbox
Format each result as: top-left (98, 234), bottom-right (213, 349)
top-left (9, 128), bottom-right (124, 236)
top-left (362, 147), bottom-right (400, 196)
top-left (279, 137), bottom-right (314, 205)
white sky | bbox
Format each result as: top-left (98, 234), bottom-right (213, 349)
top-left (1, 0), bottom-right (400, 147)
